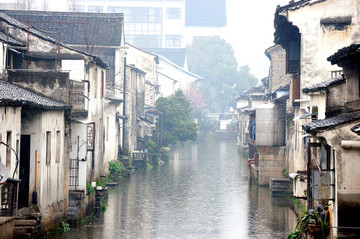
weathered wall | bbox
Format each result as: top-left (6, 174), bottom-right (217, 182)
top-left (256, 104), bottom-right (275, 146)
top-left (21, 110), bottom-right (68, 230)
top-left (277, 0), bottom-right (357, 205)
top-left (257, 146), bottom-right (286, 186)
top-left (309, 93), bottom-right (326, 120)
top-left (103, 102), bottom-right (119, 175)
top-left (274, 102), bottom-right (286, 146)
top-left (86, 65), bottom-right (106, 181)
top-left (0, 42), bottom-right (5, 75)
top-left (126, 44), bottom-right (158, 107)
top-left (69, 122), bottom-right (88, 191)
top-left (1, 20), bottom-right (86, 61)
top-left (124, 66), bottom-right (146, 153)
top-left (7, 70), bottom-right (70, 104)
top-left (317, 120), bottom-right (360, 229)
top-left (327, 83), bottom-right (346, 114)
top-left (282, 0), bottom-right (355, 93)
top-left (0, 217), bottom-right (14, 239)
top-left (0, 106), bottom-right (21, 179)
top-left (237, 111), bottom-right (249, 149)
top-left (265, 44), bottom-right (290, 93)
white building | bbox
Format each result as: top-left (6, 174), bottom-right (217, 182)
top-left (0, 0), bottom-right (226, 69)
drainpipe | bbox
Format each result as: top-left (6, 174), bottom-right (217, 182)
top-left (122, 53), bottom-right (127, 154)
top-left (33, 150), bottom-right (38, 205)
top-left (307, 143), bottom-right (311, 211)
top-left (0, 141), bottom-right (19, 178)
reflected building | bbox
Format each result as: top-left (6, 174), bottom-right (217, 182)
top-left (247, 185), bottom-right (297, 238)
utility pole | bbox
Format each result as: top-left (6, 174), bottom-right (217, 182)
top-left (122, 53), bottom-right (127, 154)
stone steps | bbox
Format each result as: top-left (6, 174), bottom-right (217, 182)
top-left (13, 218), bottom-right (40, 239)
top-left (68, 190), bottom-right (85, 220)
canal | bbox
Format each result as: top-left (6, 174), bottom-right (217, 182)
top-left (57, 139), bottom-right (297, 239)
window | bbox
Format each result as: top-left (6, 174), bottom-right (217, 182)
top-left (292, 75), bottom-right (300, 104)
top-left (311, 106), bottom-right (318, 121)
top-left (6, 132), bottom-right (11, 168)
top-left (131, 7), bottom-right (148, 23)
top-left (69, 5), bottom-right (84, 12)
top-left (87, 123), bottom-right (95, 151)
top-left (331, 70), bottom-right (342, 78)
top-left (94, 68), bottom-right (98, 98)
top-left (88, 5), bottom-right (103, 13)
top-left (166, 8), bottom-right (180, 19)
top-left (165, 35), bottom-right (181, 47)
top-left (56, 131), bottom-right (60, 163)
top-left (108, 6), bottom-right (121, 13)
top-left (129, 7), bottom-right (162, 23)
top-left (128, 34), bottom-right (162, 48)
top-left (46, 131), bottom-right (51, 166)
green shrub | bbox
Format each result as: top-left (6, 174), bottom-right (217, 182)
top-left (96, 178), bottom-right (106, 187)
top-left (86, 181), bottom-right (94, 195)
top-left (160, 147), bottom-right (170, 161)
top-left (57, 220), bottom-right (70, 232)
top-left (109, 160), bottom-right (125, 175)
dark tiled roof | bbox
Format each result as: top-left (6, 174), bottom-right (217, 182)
top-left (0, 31), bottom-right (24, 46)
top-left (2, 10), bottom-right (123, 47)
top-left (303, 110), bottom-right (360, 134)
top-left (276, 84), bottom-right (290, 92)
top-left (0, 80), bottom-right (71, 110)
top-left (302, 74), bottom-right (345, 93)
top-left (276, 0), bottom-right (315, 13)
top-left (0, 11), bottom-right (108, 68)
top-left (327, 42), bottom-right (360, 65)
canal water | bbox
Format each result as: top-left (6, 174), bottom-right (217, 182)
top-left (56, 139), bottom-right (297, 239)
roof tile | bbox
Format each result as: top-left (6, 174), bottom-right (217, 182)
top-left (0, 80), bottom-right (71, 110)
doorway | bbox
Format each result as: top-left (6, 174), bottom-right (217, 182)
top-left (19, 135), bottom-right (30, 208)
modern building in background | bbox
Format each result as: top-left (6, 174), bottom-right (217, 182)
top-left (0, 0), bottom-right (227, 68)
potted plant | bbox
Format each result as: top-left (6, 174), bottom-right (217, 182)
top-left (288, 205), bottom-right (328, 239)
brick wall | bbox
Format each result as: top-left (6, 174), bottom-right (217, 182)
top-left (257, 146), bottom-right (286, 186)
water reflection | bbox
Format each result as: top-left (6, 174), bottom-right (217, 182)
top-left (53, 139), bottom-right (295, 239)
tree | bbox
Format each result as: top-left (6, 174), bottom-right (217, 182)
top-left (156, 90), bottom-right (197, 145)
top-left (187, 36), bottom-right (258, 112)
top-left (183, 85), bottom-right (206, 113)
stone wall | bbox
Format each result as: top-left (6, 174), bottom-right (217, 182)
top-left (257, 146), bottom-right (286, 186)
top-left (40, 199), bottom-right (67, 233)
top-left (265, 45), bottom-right (289, 93)
top-left (0, 217), bottom-right (14, 239)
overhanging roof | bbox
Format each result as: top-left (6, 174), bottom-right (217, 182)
top-left (0, 80), bottom-right (71, 110)
top-left (303, 110), bottom-right (360, 134)
top-left (327, 42), bottom-right (360, 65)
top-left (302, 74), bottom-right (345, 93)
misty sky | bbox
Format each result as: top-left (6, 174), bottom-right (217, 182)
top-left (223, 0), bottom-right (290, 79)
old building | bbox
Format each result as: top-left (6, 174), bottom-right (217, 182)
top-left (273, 0), bottom-right (357, 198)
top-left (0, 79), bottom-right (71, 237)
top-left (0, 11), bottom-right (109, 235)
top-left (301, 43), bottom-right (360, 238)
